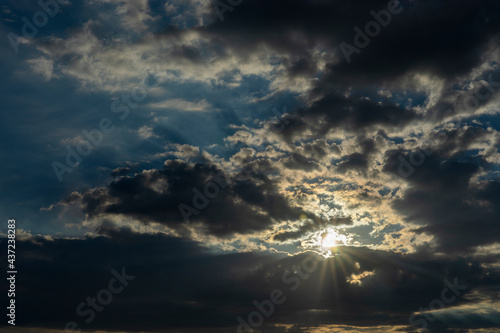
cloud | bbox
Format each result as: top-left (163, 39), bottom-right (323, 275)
top-left (90, 0), bottom-right (155, 32)
top-left (147, 98), bottom-right (213, 112)
top-left (6, 229), bottom-right (500, 332)
top-left (3, 0), bottom-right (500, 331)
top-left (58, 159), bottom-right (327, 238)
top-left (26, 57), bottom-right (55, 81)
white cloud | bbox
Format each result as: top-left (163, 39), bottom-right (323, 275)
top-left (164, 0), bottom-right (214, 28)
top-left (147, 98), bottom-right (213, 112)
top-left (26, 57), bottom-right (55, 81)
top-left (91, 0), bottom-right (155, 32)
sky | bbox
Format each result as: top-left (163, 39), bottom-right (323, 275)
top-left (1, 0), bottom-right (500, 332)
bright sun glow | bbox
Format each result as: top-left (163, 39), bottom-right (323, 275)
top-left (301, 227), bottom-right (353, 257)
top-left (321, 230), bottom-right (339, 249)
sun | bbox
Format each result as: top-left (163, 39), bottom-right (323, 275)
top-left (321, 230), bottom-right (339, 249)
top-left (301, 227), bottom-right (352, 257)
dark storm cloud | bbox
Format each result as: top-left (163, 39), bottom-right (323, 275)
top-left (3, 230), bottom-right (499, 332)
top-left (295, 94), bottom-right (419, 136)
top-left (383, 125), bottom-right (500, 252)
top-left (328, 0), bottom-right (500, 82)
top-left (192, 0), bottom-right (500, 136)
top-left (285, 57), bottom-right (317, 78)
top-left (62, 159), bottom-right (324, 237)
top-left (283, 153), bottom-right (320, 171)
top-left (171, 45), bottom-right (204, 63)
top-left (333, 136), bottom-right (377, 173)
top-left (396, 175), bottom-right (500, 252)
